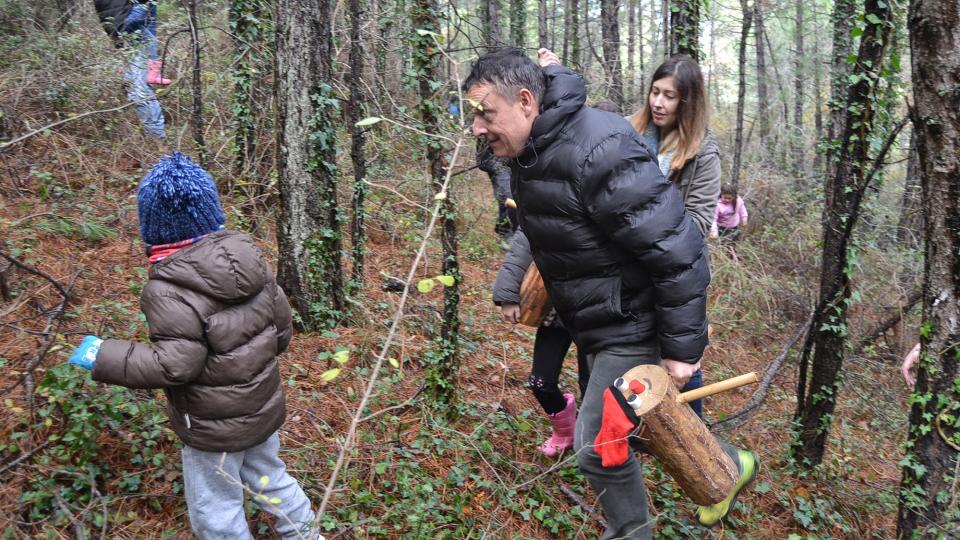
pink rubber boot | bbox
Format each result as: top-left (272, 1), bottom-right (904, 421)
top-left (146, 60), bottom-right (172, 86)
top-left (538, 393), bottom-right (577, 457)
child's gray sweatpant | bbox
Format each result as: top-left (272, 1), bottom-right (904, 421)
top-left (181, 432), bottom-right (316, 539)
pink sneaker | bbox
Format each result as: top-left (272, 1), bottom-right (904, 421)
top-left (538, 393), bottom-right (576, 457)
top-left (146, 60), bottom-right (172, 86)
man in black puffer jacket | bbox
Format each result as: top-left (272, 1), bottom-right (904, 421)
top-left (465, 49), bottom-right (752, 538)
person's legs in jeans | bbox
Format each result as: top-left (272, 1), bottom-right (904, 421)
top-left (238, 433), bottom-right (316, 539)
top-left (182, 444), bottom-right (254, 539)
top-left (122, 50), bottom-right (165, 138)
top-left (120, 3), bottom-right (159, 60)
top-left (576, 343), bottom-right (659, 540)
top-left (680, 368), bottom-right (703, 418)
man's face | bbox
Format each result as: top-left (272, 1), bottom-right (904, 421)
top-left (466, 82), bottom-right (538, 158)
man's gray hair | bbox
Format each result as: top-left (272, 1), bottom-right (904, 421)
top-left (463, 48), bottom-right (545, 104)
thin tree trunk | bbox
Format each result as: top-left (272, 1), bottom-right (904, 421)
top-left (755, 0), bottom-right (769, 149)
top-left (600, 0), bottom-right (624, 109)
top-left (638, 0), bottom-right (645, 95)
top-left (349, 0), bottom-right (368, 293)
top-left (730, 0), bottom-right (753, 193)
top-left (793, 0), bottom-right (898, 467)
top-left (569, 0), bottom-right (579, 67)
top-left (897, 0), bottom-right (960, 529)
top-left (812, 56), bottom-right (824, 178)
top-left (661, 0), bottom-right (670, 58)
top-left (275, 0), bottom-right (344, 330)
top-left (411, 0), bottom-right (460, 403)
top-left (669, 0), bottom-right (700, 59)
top-left (563, 0), bottom-right (571, 59)
top-left (511, 0), bottom-right (527, 48)
top-left (627, 0), bottom-right (636, 100)
top-left (186, 0), bottom-right (206, 169)
top-left (483, 0), bottom-right (502, 48)
top-left (792, 0), bottom-right (805, 180)
top-left (896, 131), bottom-right (922, 247)
top-left (539, 0), bottom-right (549, 48)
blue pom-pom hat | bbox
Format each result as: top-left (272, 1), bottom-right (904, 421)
top-left (137, 152), bottom-right (226, 246)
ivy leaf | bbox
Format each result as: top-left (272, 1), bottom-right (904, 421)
top-left (320, 368), bottom-right (341, 382)
top-left (333, 350), bottom-right (350, 364)
top-left (388, 357), bottom-right (400, 368)
top-left (417, 279), bottom-right (435, 293)
top-left (865, 13), bottom-right (882, 25)
top-left (436, 275), bottom-right (455, 287)
top-left (355, 116), bottom-right (382, 127)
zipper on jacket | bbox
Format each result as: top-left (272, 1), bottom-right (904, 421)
top-left (184, 413), bottom-right (192, 429)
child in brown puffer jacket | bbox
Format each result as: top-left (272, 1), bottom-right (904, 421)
top-left (67, 152), bottom-right (321, 540)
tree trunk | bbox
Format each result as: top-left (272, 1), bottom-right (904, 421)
top-left (483, 0), bottom-right (502, 49)
top-left (793, 0), bottom-right (898, 467)
top-left (186, 0), bottom-right (207, 169)
top-left (638, 0), bottom-right (645, 96)
top-left (896, 131), bottom-right (922, 247)
top-left (627, 0), bottom-right (636, 101)
top-left (600, 0), bottom-right (624, 109)
top-left (511, 0), bottom-right (526, 47)
top-left (730, 0), bottom-right (753, 193)
top-left (569, 0), bottom-right (580, 67)
top-left (755, 0), bottom-right (769, 149)
top-left (411, 0), bottom-right (461, 403)
top-left (813, 49), bottom-right (824, 178)
top-left (669, 0), bottom-right (699, 59)
top-left (538, 0), bottom-right (549, 48)
top-left (661, 0), bottom-right (669, 58)
top-left (348, 0), bottom-right (368, 294)
top-left (275, 0), bottom-right (344, 330)
top-left (897, 0), bottom-right (960, 530)
top-left (791, 0), bottom-right (805, 180)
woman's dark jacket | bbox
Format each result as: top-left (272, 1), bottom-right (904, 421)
top-left (509, 66), bottom-right (710, 362)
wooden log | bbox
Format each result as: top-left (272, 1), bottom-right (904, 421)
top-left (518, 262), bottom-right (552, 327)
top-left (616, 364), bottom-right (739, 505)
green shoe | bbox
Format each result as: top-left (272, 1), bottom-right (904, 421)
top-left (696, 449), bottom-right (759, 527)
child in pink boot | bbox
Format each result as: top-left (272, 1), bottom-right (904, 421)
top-left (493, 231), bottom-right (588, 457)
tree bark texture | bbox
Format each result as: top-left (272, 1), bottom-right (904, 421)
top-left (896, 131), bottom-right (922, 247)
top-left (793, 0), bottom-right (897, 466)
top-left (669, 0), bottom-right (700, 60)
top-left (627, 0), bottom-right (636, 100)
top-left (186, 0), bottom-right (207, 169)
top-left (755, 0), bottom-right (769, 149)
top-left (791, 0), bottom-right (805, 179)
top-left (730, 0), bottom-right (753, 193)
top-left (349, 0), bottom-right (368, 293)
top-left (275, 0), bottom-right (344, 330)
top-left (569, 0), bottom-right (580, 68)
top-left (538, 0), bottom-right (549, 48)
top-left (511, 0), bottom-right (527, 48)
top-left (411, 0), bottom-right (461, 402)
top-left (483, 0), bottom-right (502, 49)
top-left (897, 0), bottom-right (960, 532)
top-left (600, 0), bottom-right (624, 109)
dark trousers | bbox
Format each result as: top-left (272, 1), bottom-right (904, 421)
top-left (529, 325), bottom-right (590, 414)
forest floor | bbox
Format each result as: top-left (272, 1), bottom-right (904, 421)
top-left (0, 13), bottom-right (921, 539)
top-left (0, 132), bottom-right (915, 539)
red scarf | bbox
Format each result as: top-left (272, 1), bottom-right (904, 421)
top-left (146, 230), bottom-right (218, 264)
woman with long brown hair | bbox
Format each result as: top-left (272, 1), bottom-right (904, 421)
top-left (629, 55), bottom-right (720, 238)
top-left (626, 55), bottom-right (721, 421)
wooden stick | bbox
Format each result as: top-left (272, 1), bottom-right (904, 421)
top-left (678, 372), bottom-right (759, 404)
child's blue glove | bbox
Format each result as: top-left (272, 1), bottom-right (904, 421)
top-left (68, 336), bottom-right (103, 371)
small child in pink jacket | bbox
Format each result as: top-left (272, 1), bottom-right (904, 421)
top-left (710, 184), bottom-right (749, 241)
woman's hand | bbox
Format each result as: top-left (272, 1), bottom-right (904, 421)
top-left (537, 48), bottom-right (561, 68)
top-left (901, 343), bottom-right (920, 387)
top-left (501, 303), bottom-right (520, 324)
